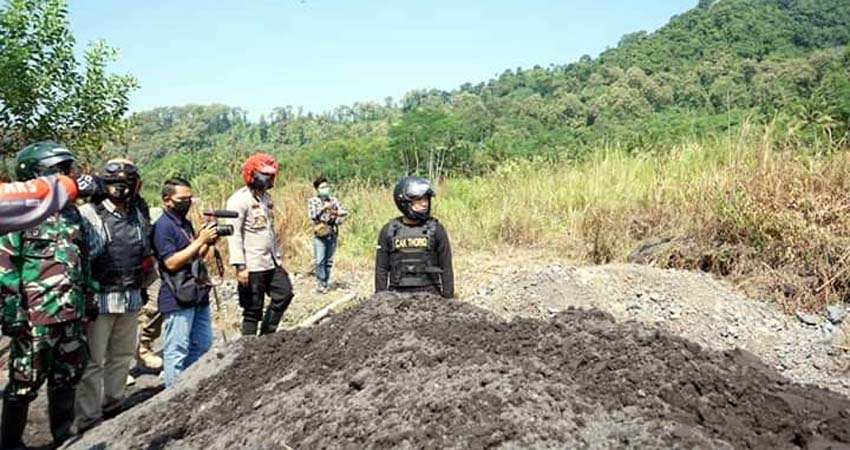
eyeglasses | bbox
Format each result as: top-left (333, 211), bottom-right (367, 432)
top-left (103, 162), bottom-right (138, 176)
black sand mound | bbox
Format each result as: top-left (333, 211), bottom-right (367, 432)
top-left (116, 294), bottom-right (850, 449)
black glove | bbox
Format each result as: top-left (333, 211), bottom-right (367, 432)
top-left (1, 319), bottom-right (26, 337)
top-left (1, 305), bottom-right (28, 336)
top-left (84, 292), bottom-right (99, 321)
top-left (85, 304), bottom-right (99, 322)
top-left (74, 173), bottom-right (103, 199)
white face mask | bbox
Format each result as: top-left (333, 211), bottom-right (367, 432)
top-left (318, 186), bottom-right (331, 197)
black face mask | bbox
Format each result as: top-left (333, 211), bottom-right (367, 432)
top-left (170, 199), bottom-right (192, 217)
top-left (106, 182), bottom-right (131, 202)
top-left (249, 172), bottom-right (275, 191)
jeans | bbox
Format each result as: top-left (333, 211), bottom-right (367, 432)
top-left (162, 304), bottom-right (212, 388)
top-left (313, 234), bottom-right (337, 288)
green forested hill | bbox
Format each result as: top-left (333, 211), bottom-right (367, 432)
top-left (116, 0), bottom-right (850, 190)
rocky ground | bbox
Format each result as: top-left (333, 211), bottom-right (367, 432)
top-left (64, 293), bottom-right (850, 449)
top-left (4, 260), bottom-right (850, 449)
top-left (467, 263), bottom-right (850, 397)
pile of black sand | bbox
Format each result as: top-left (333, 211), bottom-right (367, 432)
top-left (70, 293), bottom-right (850, 449)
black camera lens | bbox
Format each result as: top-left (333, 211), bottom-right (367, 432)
top-left (215, 224), bottom-right (234, 236)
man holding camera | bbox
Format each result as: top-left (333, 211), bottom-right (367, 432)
top-left (226, 153), bottom-right (294, 337)
top-left (151, 178), bottom-right (216, 387)
top-left (75, 159), bottom-right (152, 430)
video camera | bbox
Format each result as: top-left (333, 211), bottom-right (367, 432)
top-left (199, 209), bottom-right (239, 343)
top-left (202, 209), bottom-right (238, 237)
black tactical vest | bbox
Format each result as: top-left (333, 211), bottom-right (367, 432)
top-left (92, 203), bottom-right (146, 292)
top-left (388, 218), bottom-right (442, 289)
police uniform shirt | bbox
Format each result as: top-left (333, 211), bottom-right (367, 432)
top-left (225, 186), bottom-right (281, 272)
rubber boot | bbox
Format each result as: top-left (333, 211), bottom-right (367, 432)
top-left (241, 319), bottom-right (258, 337)
top-left (1, 395), bottom-right (30, 450)
top-left (47, 386), bottom-right (76, 446)
top-left (259, 309), bottom-right (284, 336)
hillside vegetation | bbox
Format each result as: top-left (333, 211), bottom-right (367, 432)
top-left (115, 0), bottom-right (850, 194)
top-left (117, 0), bottom-right (850, 310)
top-left (244, 125), bottom-right (849, 311)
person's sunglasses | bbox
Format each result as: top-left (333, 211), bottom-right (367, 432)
top-left (103, 162), bottom-right (138, 175)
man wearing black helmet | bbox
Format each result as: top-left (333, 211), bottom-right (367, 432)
top-left (374, 176), bottom-right (454, 298)
top-left (75, 158), bottom-right (153, 431)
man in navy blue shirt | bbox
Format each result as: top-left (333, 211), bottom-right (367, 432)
top-left (151, 177), bottom-right (218, 387)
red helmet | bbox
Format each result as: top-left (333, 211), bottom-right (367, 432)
top-left (241, 153), bottom-right (279, 188)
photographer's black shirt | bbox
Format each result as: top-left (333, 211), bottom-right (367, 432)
top-left (152, 210), bottom-right (209, 313)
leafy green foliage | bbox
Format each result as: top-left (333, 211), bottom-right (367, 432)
top-left (115, 0), bottom-right (850, 192)
top-left (0, 0), bottom-right (137, 174)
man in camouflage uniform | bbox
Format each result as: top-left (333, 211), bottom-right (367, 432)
top-left (0, 142), bottom-right (96, 450)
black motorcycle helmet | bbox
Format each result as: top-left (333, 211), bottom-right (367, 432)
top-left (100, 159), bottom-right (141, 201)
top-left (393, 176), bottom-right (435, 222)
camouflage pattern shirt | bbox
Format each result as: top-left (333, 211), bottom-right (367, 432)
top-left (0, 205), bottom-right (96, 327)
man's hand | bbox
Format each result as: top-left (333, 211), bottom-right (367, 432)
top-left (74, 173), bottom-right (102, 198)
top-left (196, 224), bottom-right (219, 245)
top-left (236, 268), bottom-right (249, 286)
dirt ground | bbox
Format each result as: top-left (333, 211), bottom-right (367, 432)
top-left (0, 268), bottom-right (361, 450)
top-left (7, 253), bottom-right (850, 449)
top-left (64, 292), bottom-right (850, 449)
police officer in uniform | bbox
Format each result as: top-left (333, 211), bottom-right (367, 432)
top-left (375, 176), bottom-right (454, 298)
top-left (226, 153), bottom-right (294, 336)
top-left (0, 142), bottom-right (96, 449)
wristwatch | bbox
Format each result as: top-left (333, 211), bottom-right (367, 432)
top-left (234, 264), bottom-right (246, 271)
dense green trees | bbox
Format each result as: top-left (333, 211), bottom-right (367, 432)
top-left (115, 0), bottom-right (850, 191)
top-left (0, 0), bottom-right (137, 175)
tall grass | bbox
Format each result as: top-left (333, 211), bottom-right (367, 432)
top-left (179, 125), bottom-right (850, 310)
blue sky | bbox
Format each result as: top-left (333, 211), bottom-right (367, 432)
top-left (69, 1), bottom-right (696, 118)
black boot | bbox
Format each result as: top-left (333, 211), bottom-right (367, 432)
top-left (1, 395), bottom-right (30, 450)
top-left (241, 319), bottom-right (258, 337)
top-left (47, 386), bottom-right (76, 446)
top-left (259, 308), bottom-right (284, 335)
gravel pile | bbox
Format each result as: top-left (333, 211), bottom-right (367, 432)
top-left (67, 293), bottom-right (850, 450)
